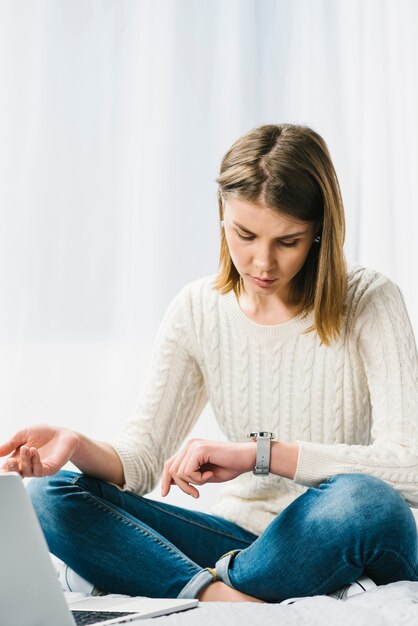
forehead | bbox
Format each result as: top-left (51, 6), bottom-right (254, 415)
top-left (223, 196), bottom-right (311, 232)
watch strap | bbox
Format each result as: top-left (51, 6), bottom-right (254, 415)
top-left (247, 432), bottom-right (275, 475)
top-left (253, 435), bottom-right (271, 475)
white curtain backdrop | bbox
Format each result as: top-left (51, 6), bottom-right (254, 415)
top-left (0, 0), bottom-right (417, 510)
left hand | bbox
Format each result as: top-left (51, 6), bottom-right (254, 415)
top-left (161, 438), bottom-right (256, 498)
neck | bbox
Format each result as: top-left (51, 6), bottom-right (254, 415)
top-left (238, 291), bottom-right (298, 325)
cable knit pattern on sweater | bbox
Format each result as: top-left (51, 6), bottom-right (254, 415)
top-left (110, 263), bottom-right (418, 536)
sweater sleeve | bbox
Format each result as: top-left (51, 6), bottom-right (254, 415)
top-left (108, 286), bottom-right (207, 495)
top-left (294, 277), bottom-right (418, 506)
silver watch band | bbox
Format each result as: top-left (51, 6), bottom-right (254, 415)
top-left (248, 432), bottom-right (275, 475)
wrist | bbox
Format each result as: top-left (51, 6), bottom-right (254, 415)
top-left (69, 431), bottom-right (90, 466)
top-left (270, 441), bottom-right (299, 480)
top-left (245, 441), bottom-right (257, 472)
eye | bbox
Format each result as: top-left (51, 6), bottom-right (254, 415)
top-left (235, 230), bottom-right (300, 247)
top-left (236, 230), bottom-right (255, 241)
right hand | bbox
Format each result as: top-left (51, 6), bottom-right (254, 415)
top-left (0, 424), bottom-right (80, 477)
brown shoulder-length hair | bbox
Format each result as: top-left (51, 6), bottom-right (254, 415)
top-left (213, 123), bottom-right (347, 346)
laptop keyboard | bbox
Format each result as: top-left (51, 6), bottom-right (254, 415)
top-left (71, 610), bottom-right (134, 625)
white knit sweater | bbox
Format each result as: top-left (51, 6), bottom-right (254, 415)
top-left (110, 263), bottom-right (418, 536)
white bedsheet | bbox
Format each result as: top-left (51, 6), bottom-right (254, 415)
top-left (67, 581), bottom-right (418, 625)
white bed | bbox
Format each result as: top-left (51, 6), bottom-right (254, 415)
top-left (66, 581), bottom-right (418, 625)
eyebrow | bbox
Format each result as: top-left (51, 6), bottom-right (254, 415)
top-left (232, 221), bottom-right (309, 240)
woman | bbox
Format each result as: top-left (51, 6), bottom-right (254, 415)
top-left (1, 124), bottom-right (417, 603)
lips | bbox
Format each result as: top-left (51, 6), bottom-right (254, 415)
top-left (251, 276), bottom-right (277, 287)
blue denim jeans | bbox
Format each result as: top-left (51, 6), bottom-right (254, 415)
top-left (27, 471), bottom-right (418, 602)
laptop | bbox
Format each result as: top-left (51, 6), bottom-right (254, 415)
top-left (0, 472), bottom-right (198, 625)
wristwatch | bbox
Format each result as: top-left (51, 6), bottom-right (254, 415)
top-left (247, 432), bottom-right (276, 475)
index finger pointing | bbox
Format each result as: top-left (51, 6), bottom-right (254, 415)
top-left (0, 431), bottom-right (27, 458)
top-left (161, 460), bottom-right (173, 497)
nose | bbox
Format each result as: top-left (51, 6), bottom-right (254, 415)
top-left (254, 244), bottom-right (275, 272)
top-left (254, 259), bottom-right (271, 271)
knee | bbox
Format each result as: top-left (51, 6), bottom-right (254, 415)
top-left (318, 473), bottom-right (415, 539)
top-left (321, 473), bottom-right (405, 511)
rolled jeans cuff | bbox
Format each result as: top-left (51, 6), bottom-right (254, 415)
top-left (214, 549), bottom-right (241, 588)
top-left (177, 567), bottom-right (218, 599)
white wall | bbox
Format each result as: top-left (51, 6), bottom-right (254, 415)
top-left (1, 0), bottom-right (417, 512)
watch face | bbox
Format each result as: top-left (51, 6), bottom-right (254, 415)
top-left (247, 431), bottom-right (275, 439)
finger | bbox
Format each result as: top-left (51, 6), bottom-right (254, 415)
top-left (161, 440), bottom-right (208, 497)
top-left (167, 452), bottom-right (201, 497)
top-left (0, 431), bottom-right (26, 457)
top-left (161, 454), bottom-right (177, 496)
top-left (19, 446), bottom-right (33, 477)
top-left (4, 456), bottom-right (21, 474)
top-left (170, 474), bottom-right (200, 498)
top-left (161, 474), bottom-right (173, 497)
top-left (182, 456), bottom-right (213, 484)
top-left (177, 442), bottom-right (202, 471)
top-left (163, 454), bottom-right (200, 498)
top-left (161, 447), bottom-right (190, 496)
top-left (0, 442), bottom-right (14, 457)
top-left (176, 449), bottom-right (195, 483)
top-left (178, 445), bottom-right (211, 485)
top-left (30, 448), bottom-right (44, 477)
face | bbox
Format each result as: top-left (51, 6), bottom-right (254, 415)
top-left (222, 196), bottom-right (318, 302)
